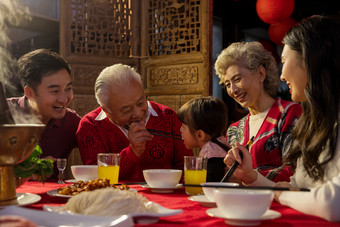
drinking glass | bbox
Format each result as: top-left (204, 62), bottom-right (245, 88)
top-left (57, 158), bottom-right (67, 184)
top-left (97, 153), bottom-right (120, 184)
top-left (184, 156), bottom-right (208, 195)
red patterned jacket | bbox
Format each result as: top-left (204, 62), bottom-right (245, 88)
top-left (227, 98), bottom-right (302, 182)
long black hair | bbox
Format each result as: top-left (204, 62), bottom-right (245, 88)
top-left (283, 15), bottom-right (340, 182)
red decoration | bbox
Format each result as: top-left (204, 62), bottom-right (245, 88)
top-left (268, 18), bottom-right (297, 45)
top-left (256, 0), bottom-right (295, 24)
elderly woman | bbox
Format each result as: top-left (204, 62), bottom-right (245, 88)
top-left (215, 41), bottom-right (302, 182)
top-left (223, 16), bottom-right (340, 222)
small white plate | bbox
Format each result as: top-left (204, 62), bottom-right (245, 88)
top-left (17, 193), bottom-right (41, 206)
top-left (140, 184), bottom-right (183, 193)
top-left (188, 195), bottom-right (216, 207)
top-left (206, 208), bottom-right (281, 226)
top-left (47, 189), bottom-right (72, 198)
top-left (44, 202), bottom-right (183, 224)
top-left (65, 179), bottom-right (77, 183)
top-left (47, 188), bottom-right (138, 198)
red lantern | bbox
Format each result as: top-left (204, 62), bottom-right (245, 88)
top-left (268, 18), bottom-right (297, 45)
top-left (256, 0), bottom-right (295, 24)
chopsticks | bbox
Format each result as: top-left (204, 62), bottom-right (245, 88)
top-left (220, 136), bottom-right (255, 182)
top-left (183, 184), bottom-right (310, 192)
top-left (147, 128), bottom-right (183, 141)
top-left (124, 125), bottom-right (183, 141)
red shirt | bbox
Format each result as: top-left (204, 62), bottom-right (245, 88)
top-left (76, 101), bottom-right (193, 182)
top-left (8, 96), bottom-right (81, 178)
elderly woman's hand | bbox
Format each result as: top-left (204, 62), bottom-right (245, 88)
top-left (224, 142), bottom-right (258, 185)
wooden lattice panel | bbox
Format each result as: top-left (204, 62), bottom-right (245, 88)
top-left (70, 94), bottom-right (99, 117)
top-left (150, 65), bottom-right (198, 86)
top-left (70, 0), bottom-right (132, 56)
top-left (148, 0), bottom-right (201, 56)
top-left (71, 64), bottom-right (106, 92)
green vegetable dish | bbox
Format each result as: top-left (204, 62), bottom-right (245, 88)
top-left (14, 145), bottom-right (54, 183)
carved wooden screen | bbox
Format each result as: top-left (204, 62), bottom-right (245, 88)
top-left (141, 0), bottom-right (212, 111)
top-left (59, 0), bottom-right (141, 173)
top-left (60, 0), bottom-right (140, 117)
top-left (60, 0), bottom-right (211, 170)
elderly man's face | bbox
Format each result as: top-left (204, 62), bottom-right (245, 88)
top-left (104, 79), bottom-right (148, 127)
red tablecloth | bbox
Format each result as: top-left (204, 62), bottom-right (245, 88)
top-left (15, 180), bottom-right (340, 227)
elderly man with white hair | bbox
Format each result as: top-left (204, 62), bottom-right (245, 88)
top-left (76, 64), bottom-right (193, 182)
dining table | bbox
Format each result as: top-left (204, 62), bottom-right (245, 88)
top-left (9, 179), bottom-right (340, 227)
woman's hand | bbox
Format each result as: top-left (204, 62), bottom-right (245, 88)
top-left (273, 181), bottom-right (292, 201)
top-left (224, 142), bottom-right (257, 185)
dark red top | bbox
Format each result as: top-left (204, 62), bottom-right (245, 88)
top-left (8, 96), bottom-right (81, 178)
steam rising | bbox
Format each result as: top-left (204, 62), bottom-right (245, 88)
top-left (0, 1), bottom-right (30, 90)
top-left (0, 1), bottom-right (41, 124)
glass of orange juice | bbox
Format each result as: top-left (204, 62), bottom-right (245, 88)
top-left (97, 153), bottom-right (120, 184)
top-left (184, 156), bottom-right (208, 195)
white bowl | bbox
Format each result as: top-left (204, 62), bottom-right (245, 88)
top-left (71, 165), bottom-right (98, 181)
top-left (201, 182), bottom-right (239, 202)
top-left (143, 169), bottom-right (182, 188)
top-left (214, 188), bottom-right (274, 219)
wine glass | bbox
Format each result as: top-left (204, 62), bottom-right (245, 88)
top-left (57, 158), bottom-right (67, 184)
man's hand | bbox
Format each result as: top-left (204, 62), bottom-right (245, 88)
top-left (128, 120), bottom-right (153, 157)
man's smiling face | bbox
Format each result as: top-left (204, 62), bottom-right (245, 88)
top-left (26, 68), bottom-right (73, 123)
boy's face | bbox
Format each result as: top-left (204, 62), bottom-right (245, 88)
top-left (25, 69), bottom-right (73, 123)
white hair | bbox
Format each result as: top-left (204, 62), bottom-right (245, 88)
top-left (95, 64), bottom-right (142, 111)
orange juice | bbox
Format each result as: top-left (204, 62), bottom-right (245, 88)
top-left (98, 165), bottom-right (120, 184)
top-left (184, 169), bottom-right (207, 195)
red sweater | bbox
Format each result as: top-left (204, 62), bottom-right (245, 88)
top-left (227, 99), bottom-right (302, 182)
top-left (76, 101), bottom-right (193, 181)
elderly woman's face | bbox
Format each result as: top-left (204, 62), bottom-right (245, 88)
top-left (104, 79), bottom-right (148, 127)
top-left (280, 45), bottom-right (308, 102)
top-left (223, 64), bottom-right (265, 110)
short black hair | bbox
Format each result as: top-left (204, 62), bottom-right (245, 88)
top-left (18, 48), bottom-right (71, 91)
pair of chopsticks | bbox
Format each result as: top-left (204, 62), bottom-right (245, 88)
top-left (220, 136), bottom-right (255, 182)
top-left (183, 184), bottom-right (310, 192)
top-left (124, 125), bottom-right (183, 141)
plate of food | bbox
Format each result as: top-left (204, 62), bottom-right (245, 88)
top-left (44, 187), bottom-right (183, 224)
top-left (47, 189), bottom-right (72, 198)
top-left (47, 178), bottom-right (134, 198)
